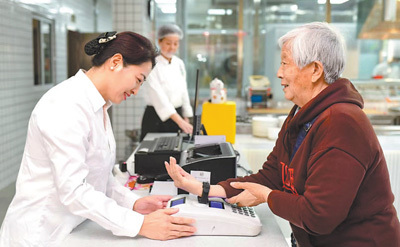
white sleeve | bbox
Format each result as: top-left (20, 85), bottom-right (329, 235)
top-left (106, 171), bottom-right (140, 209)
top-left (146, 65), bottom-right (176, 121)
top-left (37, 104), bottom-right (144, 237)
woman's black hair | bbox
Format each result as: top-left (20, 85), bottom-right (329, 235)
top-left (84, 31), bottom-right (158, 68)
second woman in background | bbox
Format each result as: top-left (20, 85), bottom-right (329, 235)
top-left (140, 24), bottom-right (193, 141)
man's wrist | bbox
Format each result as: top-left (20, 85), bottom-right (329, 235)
top-left (264, 189), bottom-right (272, 203)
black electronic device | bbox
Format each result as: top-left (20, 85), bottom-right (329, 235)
top-left (136, 174), bottom-right (155, 184)
top-left (179, 142), bottom-right (237, 185)
top-left (134, 133), bottom-right (183, 176)
top-left (153, 135), bottom-right (183, 153)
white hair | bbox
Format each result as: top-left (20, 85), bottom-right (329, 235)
top-left (157, 24), bottom-right (184, 40)
top-left (278, 22), bottom-right (346, 84)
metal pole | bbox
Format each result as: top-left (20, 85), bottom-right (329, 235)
top-left (237, 0), bottom-right (244, 97)
top-left (93, 0), bottom-right (98, 32)
top-left (326, 0), bottom-right (331, 23)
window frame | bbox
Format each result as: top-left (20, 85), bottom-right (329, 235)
top-left (32, 15), bottom-right (55, 86)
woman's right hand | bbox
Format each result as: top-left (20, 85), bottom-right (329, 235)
top-left (165, 157), bottom-right (202, 195)
top-left (170, 113), bottom-right (193, 134)
top-left (178, 119), bottom-right (193, 134)
top-left (138, 208), bottom-right (196, 240)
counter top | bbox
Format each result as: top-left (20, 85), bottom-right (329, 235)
top-left (61, 134), bottom-right (289, 247)
top-left (61, 133), bottom-right (400, 246)
top-left (61, 199), bottom-right (288, 247)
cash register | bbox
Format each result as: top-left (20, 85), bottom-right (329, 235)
top-left (134, 133), bottom-right (184, 176)
top-left (134, 134), bottom-right (237, 184)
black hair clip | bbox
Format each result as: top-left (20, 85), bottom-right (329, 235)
top-left (98, 31), bottom-right (117, 44)
top-left (84, 31), bottom-right (117, 56)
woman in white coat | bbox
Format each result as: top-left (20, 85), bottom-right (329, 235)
top-left (0, 31), bottom-right (195, 246)
top-left (140, 24), bottom-right (193, 141)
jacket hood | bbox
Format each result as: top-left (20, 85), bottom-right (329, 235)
top-left (288, 78), bottom-right (364, 128)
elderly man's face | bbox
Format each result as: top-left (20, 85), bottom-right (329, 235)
top-left (277, 43), bottom-right (314, 107)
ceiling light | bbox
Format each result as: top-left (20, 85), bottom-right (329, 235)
top-left (161, 6), bottom-right (176, 14)
top-left (318, 0), bottom-right (349, 4)
top-left (208, 9), bottom-right (226, 15)
top-left (19, 0), bottom-right (52, 4)
top-left (59, 7), bottom-right (74, 14)
top-left (155, 0), bottom-right (176, 4)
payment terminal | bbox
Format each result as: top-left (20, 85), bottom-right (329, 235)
top-left (167, 195), bottom-right (262, 236)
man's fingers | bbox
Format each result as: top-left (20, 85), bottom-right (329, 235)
top-left (230, 182), bottom-right (245, 189)
top-left (230, 182), bottom-right (256, 193)
top-left (225, 195), bottom-right (238, 204)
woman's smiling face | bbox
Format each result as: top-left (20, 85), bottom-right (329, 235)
top-left (108, 61), bottom-right (152, 104)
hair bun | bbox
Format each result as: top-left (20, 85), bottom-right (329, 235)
top-left (84, 31), bottom-right (117, 56)
top-left (84, 39), bottom-right (101, 56)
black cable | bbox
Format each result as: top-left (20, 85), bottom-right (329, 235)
top-left (237, 163), bottom-right (253, 175)
top-left (234, 150), bottom-right (253, 176)
top-left (119, 161), bottom-right (132, 176)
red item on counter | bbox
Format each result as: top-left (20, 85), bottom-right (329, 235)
top-left (372, 75), bottom-right (384, 79)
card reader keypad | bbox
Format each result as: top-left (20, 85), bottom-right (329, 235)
top-left (231, 204), bottom-right (256, 218)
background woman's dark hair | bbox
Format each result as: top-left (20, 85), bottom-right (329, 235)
top-left (84, 31), bottom-right (158, 68)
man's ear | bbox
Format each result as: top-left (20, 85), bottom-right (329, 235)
top-left (109, 53), bottom-right (123, 71)
top-left (312, 61), bottom-right (324, 83)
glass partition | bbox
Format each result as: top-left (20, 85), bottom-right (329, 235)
top-left (153, 0), bottom-right (399, 112)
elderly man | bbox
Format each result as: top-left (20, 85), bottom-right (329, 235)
top-left (165, 22), bottom-right (400, 246)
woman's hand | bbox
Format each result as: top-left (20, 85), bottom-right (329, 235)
top-left (170, 113), bottom-right (193, 134)
top-left (138, 208), bottom-right (196, 240)
top-left (165, 157), bottom-right (202, 195)
top-left (225, 182), bottom-right (272, 207)
top-left (178, 119), bottom-right (193, 134)
top-left (133, 195), bottom-right (173, 214)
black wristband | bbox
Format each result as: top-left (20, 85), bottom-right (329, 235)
top-left (198, 182), bottom-right (210, 204)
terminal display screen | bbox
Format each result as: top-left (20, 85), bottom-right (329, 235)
top-left (171, 198), bottom-right (186, 207)
top-left (209, 201), bottom-right (224, 209)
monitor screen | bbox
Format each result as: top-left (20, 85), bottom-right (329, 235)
top-left (171, 197), bottom-right (186, 207)
top-left (209, 201), bottom-right (224, 209)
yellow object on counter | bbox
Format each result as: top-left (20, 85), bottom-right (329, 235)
top-left (201, 101), bottom-right (236, 143)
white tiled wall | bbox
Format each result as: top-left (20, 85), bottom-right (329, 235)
top-left (0, 0), bottom-right (42, 190)
top-left (0, 0), bottom-right (113, 191)
top-left (112, 0), bottom-right (152, 161)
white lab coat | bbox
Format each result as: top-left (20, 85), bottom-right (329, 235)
top-left (143, 55), bottom-right (193, 121)
top-left (0, 70), bottom-right (144, 247)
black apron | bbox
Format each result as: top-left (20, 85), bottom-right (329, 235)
top-left (140, 105), bottom-right (183, 141)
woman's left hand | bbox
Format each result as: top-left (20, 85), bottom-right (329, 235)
top-left (225, 182), bottom-right (272, 207)
top-left (133, 195), bottom-right (173, 214)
